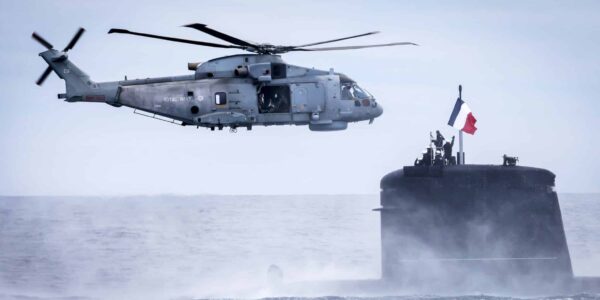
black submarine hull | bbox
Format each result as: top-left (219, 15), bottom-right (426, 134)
top-left (282, 165), bottom-right (600, 296)
top-left (378, 164), bottom-right (578, 292)
top-left (280, 164), bottom-right (599, 295)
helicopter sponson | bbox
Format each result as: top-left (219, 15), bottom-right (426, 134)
top-left (33, 25), bottom-right (417, 131)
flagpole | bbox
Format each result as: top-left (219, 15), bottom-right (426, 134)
top-left (459, 130), bottom-right (464, 164)
top-left (458, 85), bottom-right (464, 165)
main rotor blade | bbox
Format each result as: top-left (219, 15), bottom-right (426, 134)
top-left (183, 23), bottom-right (257, 48)
top-left (36, 66), bottom-right (52, 86)
top-left (293, 31), bottom-right (380, 48)
top-left (63, 27), bottom-right (85, 52)
top-left (294, 42), bottom-right (418, 51)
top-left (108, 28), bottom-right (244, 49)
top-left (32, 32), bottom-right (54, 50)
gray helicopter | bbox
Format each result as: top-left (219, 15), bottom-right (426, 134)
top-left (33, 25), bottom-right (416, 131)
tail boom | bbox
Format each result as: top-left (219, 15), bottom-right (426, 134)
top-left (39, 49), bottom-right (119, 104)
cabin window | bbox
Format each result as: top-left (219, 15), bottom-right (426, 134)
top-left (215, 92), bottom-right (227, 105)
top-left (341, 83), bottom-right (373, 100)
top-left (187, 91), bottom-right (194, 97)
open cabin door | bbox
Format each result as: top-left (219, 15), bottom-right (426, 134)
top-left (257, 85), bottom-right (290, 114)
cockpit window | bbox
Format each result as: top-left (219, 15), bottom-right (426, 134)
top-left (341, 83), bottom-right (373, 100)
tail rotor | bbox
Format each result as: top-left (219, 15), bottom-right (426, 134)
top-left (36, 66), bottom-right (53, 86)
top-left (63, 28), bottom-right (85, 52)
top-left (32, 32), bottom-right (54, 50)
top-left (32, 27), bottom-right (86, 86)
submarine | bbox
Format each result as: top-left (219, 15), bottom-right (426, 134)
top-left (372, 131), bottom-right (600, 294)
top-left (380, 156), bottom-right (569, 292)
top-left (284, 139), bottom-right (599, 296)
top-left (372, 87), bottom-right (599, 294)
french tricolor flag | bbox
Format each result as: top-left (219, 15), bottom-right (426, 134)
top-left (448, 98), bottom-right (477, 135)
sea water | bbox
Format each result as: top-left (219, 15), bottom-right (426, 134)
top-left (0, 194), bottom-right (598, 299)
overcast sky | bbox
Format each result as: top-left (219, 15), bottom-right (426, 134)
top-left (0, 0), bottom-right (599, 195)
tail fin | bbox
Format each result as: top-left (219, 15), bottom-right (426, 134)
top-left (33, 28), bottom-right (120, 105)
top-left (39, 50), bottom-right (94, 101)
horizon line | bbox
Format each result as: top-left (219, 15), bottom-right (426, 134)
top-left (0, 192), bottom-right (598, 198)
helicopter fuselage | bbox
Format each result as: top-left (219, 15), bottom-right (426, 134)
top-left (41, 52), bottom-right (383, 131)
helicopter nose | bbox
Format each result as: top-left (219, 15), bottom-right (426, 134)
top-left (374, 103), bottom-right (383, 118)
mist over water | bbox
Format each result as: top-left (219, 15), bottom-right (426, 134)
top-left (0, 194), bottom-right (598, 299)
top-left (560, 194), bottom-right (600, 277)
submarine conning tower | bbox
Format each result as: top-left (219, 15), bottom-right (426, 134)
top-left (378, 163), bottom-right (574, 292)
